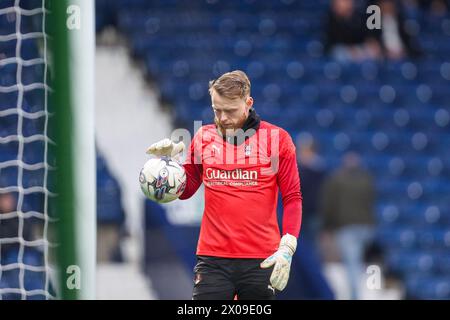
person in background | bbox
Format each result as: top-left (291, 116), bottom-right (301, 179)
top-left (278, 134), bottom-right (335, 300)
top-left (0, 192), bottom-right (18, 238)
top-left (371, 0), bottom-right (422, 60)
top-left (296, 134), bottom-right (327, 242)
top-left (0, 193), bottom-right (24, 257)
top-left (417, 0), bottom-right (449, 16)
top-left (320, 151), bottom-right (376, 300)
top-left (325, 0), bottom-right (382, 62)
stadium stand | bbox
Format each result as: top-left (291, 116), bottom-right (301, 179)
top-left (95, 0), bottom-right (450, 299)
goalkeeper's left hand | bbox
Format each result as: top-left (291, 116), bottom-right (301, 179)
top-left (260, 233), bottom-right (297, 291)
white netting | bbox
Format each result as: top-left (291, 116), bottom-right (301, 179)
top-left (0, 0), bottom-right (56, 300)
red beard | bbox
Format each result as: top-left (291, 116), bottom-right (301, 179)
top-left (214, 112), bottom-right (248, 137)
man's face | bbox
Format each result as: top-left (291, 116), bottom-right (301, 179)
top-left (333, 0), bottom-right (354, 18)
top-left (211, 89), bottom-right (253, 135)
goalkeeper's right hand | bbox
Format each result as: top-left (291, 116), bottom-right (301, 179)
top-left (146, 138), bottom-right (185, 159)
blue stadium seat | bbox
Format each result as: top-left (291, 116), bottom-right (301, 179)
top-left (96, 155), bottom-right (126, 225)
top-left (0, 0), bottom-right (15, 10)
top-left (22, 63), bottom-right (45, 86)
top-left (0, 114), bottom-right (18, 137)
top-left (376, 226), bottom-right (417, 250)
top-left (22, 116), bottom-right (45, 137)
top-left (0, 165), bottom-right (18, 187)
top-left (406, 274), bottom-right (450, 299)
top-left (0, 246), bottom-right (47, 299)
top-left (0, 37), bottom-right (16, 59)
top-left (0, 269), bottom-right (20, 290)
top-left (0, 91), bottom-right (18, 111)
top-left (0, 63), bottom-right (17, 87)
top-left (437, 253), bottom-right (450, 274)
top-left (22, 141), bottom-right (45, 165)
top-left (0, 141), bottom-right (18, 163)
top-left (2, 246), bottom-right (44, 266)
top-left (386, 249), bottom-right (436, 274)
top-left (0, 11), bottom-right (16, 36)
top-left (22, 193), bottom-right (45, 214)
top-left (22, 168), bottom-right (45, 188)
top-left (20, 38), bottom-right (40, 61)
top-left (22, 89), bottom-right (45, 113)
top-left (419, 228), bottom-right (450, 250)
top-left (19, 0), bottom-right (45, 10)
top-left (20, 10), bottom-right (43, 34)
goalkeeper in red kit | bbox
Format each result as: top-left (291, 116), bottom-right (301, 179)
top-left (147, 70), bottom-right (302, 300)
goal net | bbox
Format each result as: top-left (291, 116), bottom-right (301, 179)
top-left (0, 0), bottom-right (56, 300)
top-left (0, 0), bottom-right (96, 300)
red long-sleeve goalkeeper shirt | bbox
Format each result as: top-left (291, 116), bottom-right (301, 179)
top-left (179, 121), bottom-right (302, 258)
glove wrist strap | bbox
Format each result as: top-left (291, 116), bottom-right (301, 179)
top-left (279, 233), bottom-right (297, 256)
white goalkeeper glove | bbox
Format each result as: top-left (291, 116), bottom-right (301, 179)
top-left (146, 138), bottom-right (185, 160)
top-left (260, 233), bottom-right (297, 291)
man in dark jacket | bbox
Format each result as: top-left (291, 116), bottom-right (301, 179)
top-left (320, 152), bottom-right (376, 299)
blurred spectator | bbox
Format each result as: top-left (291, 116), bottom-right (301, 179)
top-left (320, 152), bottom-right (376, 300)
top-left (325, 0), bottom-right (382, 63)
top-left (284, 134), bottom-right (335, 299)
top-left (0, 193), bottom-right (17, 236)
top-left (370, 0), bottom-right (422, 60)
top-left (96, 152), bottom-right (126, 263)
top-left (418, 0), bottom-right (449, 16)
top-left (0, 193), bottom-right (21, 255)
top-left (297, 134), bottom-right (327, 240)
top-left (0, 192), bottom-right (34, 238)
top-left (97, 221), bottom-right (125, 263)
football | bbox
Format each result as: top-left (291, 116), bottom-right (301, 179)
top-left (139, 156), bottom-right (187, 203)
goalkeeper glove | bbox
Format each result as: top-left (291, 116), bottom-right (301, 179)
top-left (260, 233), bottom-right (297, 291)
top-left (146, 138), bottom-right (185, 160)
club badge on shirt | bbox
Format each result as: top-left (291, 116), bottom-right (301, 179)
top-left (244, 144), bottom-right (252, 156)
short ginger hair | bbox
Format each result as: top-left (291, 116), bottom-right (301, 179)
top-left (209, 70), bottom-right (251, 100)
